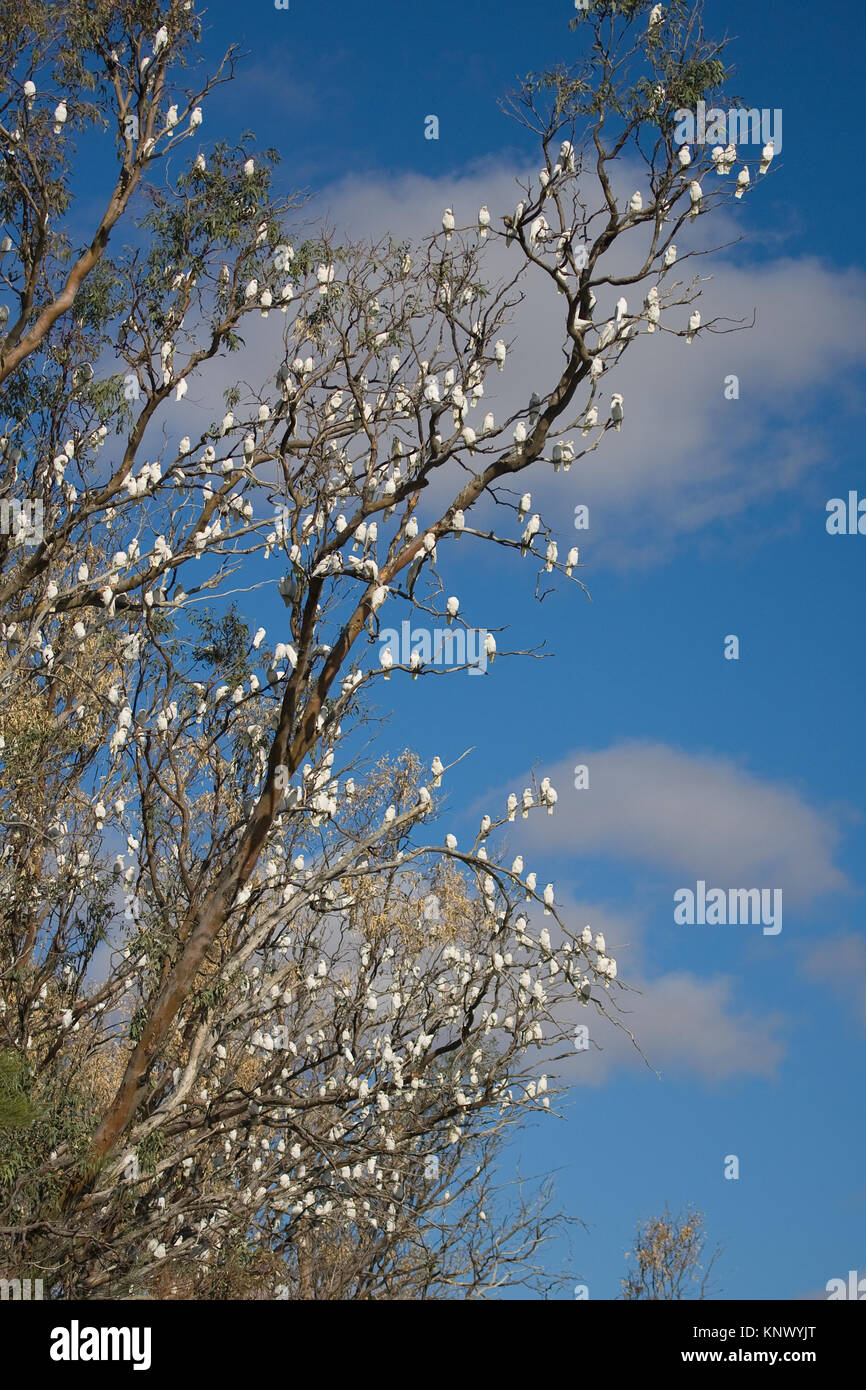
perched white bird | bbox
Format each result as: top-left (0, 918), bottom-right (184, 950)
top-left (610, 394), bottom-right (624, 430)
top-left (153, 25), bottom-right (169, 54)
top-left (735, 166), bottom-right (750, 199)
top-left (431, 756), bottom-right (444, 787)
top-left (494, 340), bottom-right (507, 372)
top-left (582, 404), bottom-right (598, 435)
top-left (521, 514), bottom-right (540, 555)
top-left (252, 626), bottom-right (266, 649)
top-left (594, 932), bottom-right (605, 954)
top-left (513, 421), bottom-right (527, 446)
top-left (452, 509), bottom-right (465, 538)
top-left (760, 140), bottom-right (774, 175)
top-left (686, 310), bottom-right (701, 343)
top-left (445, 833), bottom-right (458, 852)
top-left (484, 633), bottom-right (496, 663)
top-left (53, 101), bottom-right (67, 134)
top-left (166, 104), bottom-right (178, 128)
top-left (445, 596), bottom-right (459, 625)
top-left (478, 205), bottom-right (490, 238)
top-left (565, 546), bottom-right (579, 576)
top-left (461, 425), bottom-right (477, 452)
top-left (663, 243), bottom-right (677, 268)
top-left (442, 207), bottom-right (455, 241)
top-left (648, 4), bottom-right (664, 31)
top-left (482, 411), bottom-right (495, 435)
top-left (243, 158), bottom-right (255, 178)
top-left (629, 190), bottom-right (643, 215)
top-left (689, 181), bottom-right (703, 218)
top-left (511, 855), bottom-right (524, 875)
top-left (543, 883), bottom-right (555, 915)
top-left (506, 793), bottom-right (518, 822)
top-left (244, 278), bottom-right (258, 301)
top-left (379, 649), bottom-right (393, 680)
top-left (518, 492), bottom-right (531, 523)
top-left (677, 145), bottom-right (692, 168)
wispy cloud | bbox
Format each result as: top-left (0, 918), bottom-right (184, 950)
top-left (491, 740), bottom-right (850, 903)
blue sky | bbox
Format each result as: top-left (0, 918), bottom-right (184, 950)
top-left (96, 0), bottom-right (866, 1296)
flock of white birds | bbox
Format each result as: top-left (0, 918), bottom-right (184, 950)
top-left (0, 9), bottom-right (785, 1253)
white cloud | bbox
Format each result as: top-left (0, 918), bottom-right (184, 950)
top-left (546, 900), bottom-right (785, 1085)
top-left (494, 740), bottom-right (849, 902)
top-left (316, 162), bottom-right (866, 568)
top-left (801, 931), bottom-right (866, 1028)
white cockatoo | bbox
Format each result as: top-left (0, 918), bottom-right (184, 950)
top-left (431, 756), bottom-right (444, 787)
top-left (494, 339), bottom-right (507, 371)
top-left (565, 546), bottom-right (579, 576)
top-left (760, 140), bottom-right (774, 175)
top-left (610, 393), bottom-right (624, 430)
top-left (628, 190), bottom-right (643, 215)
top-left (243, 158), bottom-right (255, 178)
top-left (445, 596), bottom-right (459, 625)
top-left (53, 101), bottom-right (67, 134)
top-left (153, 25), bottom-right (169, 54)
top-left (735, 166), bottom-right (750, 199)
top-left (520, 514), bottom-right (540, 555)
top-left (582, 404), bottom-right (598, 435)
top-left (166, 104), bottom-right (178, 128)
top-left (648, 4), bottom-right (664, 32)
top-left (543, 883), bottom-right (555, 915)
top-left (379, 648), bottom-right (393, 680)
top-left (689, 181), bottom-right (703, 218)
top-left (484, 633), bottom-right (496, 663)
top-left (663, 243), bottom-right (677, 268)
top-left (478, 205), bottom-right (490, 238)
top-left (678, 144), bottom-right (691, 168)
top-left (518, 492), bottom-right (531, 523)
top-left (442, 207), bottom-right (455, 241)
top-left (686, 310), bottom-right (701, 343)
top-left (513, 421), bottom-right (527, 445)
